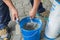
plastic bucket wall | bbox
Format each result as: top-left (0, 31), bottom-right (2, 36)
top-left (19, 17), bottom-right (42, 40)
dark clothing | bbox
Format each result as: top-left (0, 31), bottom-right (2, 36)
top-left (0, 0), bottom-right (3, 6)
top-left (0, 0), bottom-right (11, 29)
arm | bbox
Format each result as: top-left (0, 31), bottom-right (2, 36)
top-left (3, 0), bottom-right (15, 10)
top-left (3, 0), bottom-right (18, 21)
top-left (33, 0), bottom-right (41, 11)
top-left (29, 0), bottom-right (41, 18)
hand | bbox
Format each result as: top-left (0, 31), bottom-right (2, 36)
top-left (29, 8), bottom-right (37, 18)
top-left (11, 8), bottom-right (18, 21)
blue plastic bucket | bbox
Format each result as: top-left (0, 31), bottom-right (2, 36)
top-left (19, 17), bottom-right (42, 40)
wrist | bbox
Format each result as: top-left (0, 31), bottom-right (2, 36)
top-left (33, 7), bottom-right (38, 11)
top-left (9, 6), bottom-right (15, 10)
top-left (32, 8), bottom-right (37, 13)
top-left (10, 7), bottom-right (16, 11)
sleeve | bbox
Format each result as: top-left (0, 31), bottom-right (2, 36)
top-left (0, 0), bottom-right (3, 2)
top-left (0, 0), bottom-right (2, 1)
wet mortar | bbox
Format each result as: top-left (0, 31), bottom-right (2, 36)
top-left (23, 22), bottom-right (39, 30)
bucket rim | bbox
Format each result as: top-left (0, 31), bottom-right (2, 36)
top-left (20, 16), bottom-right (42, 31)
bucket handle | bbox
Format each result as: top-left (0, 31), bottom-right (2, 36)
top-left (22, 31), bottom-right (38, 38)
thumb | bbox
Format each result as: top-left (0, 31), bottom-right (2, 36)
top-left (30, 15), bottom-right (34, 19)
top-left (16, 14), bottom-right (18, 20)
top-left (14, 13), bottom-right (18, 20)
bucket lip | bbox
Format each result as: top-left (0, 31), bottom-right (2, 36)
top-left (20, 16), bottom-right (42, 31)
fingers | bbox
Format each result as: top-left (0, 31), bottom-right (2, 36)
top-left (12, 14), bottom-right (15, 21)
top-left (30, 15), bottom-right (34, 19)
top-left (15, 13), bottom-right (19, 20)
top-left (29, 12), bottom-right (34, 19)
top-left (29, 9), bottom-right (37, 19)
top-left (14, 13), bottom-right (19, 21)
top-left (12, 13), bottom-right (18, 21)
top-left (29, 12), bottom-right (36, 19)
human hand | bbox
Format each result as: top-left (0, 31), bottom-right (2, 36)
top-left (11, 8), bottom-right (18, 21)
top-left (29, 8), bottom-right (37, 18)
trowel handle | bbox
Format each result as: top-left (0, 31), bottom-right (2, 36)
top-left (30, 17), bottom-right (33, 22)
top-left (16, 18), bottom-right (19, 24)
